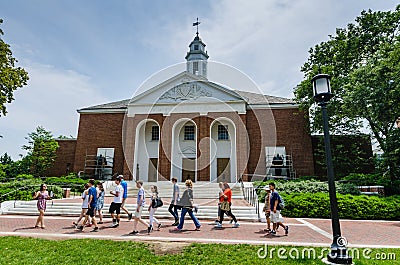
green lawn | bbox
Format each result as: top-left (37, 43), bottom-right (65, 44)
top-left (0, 236), bottom-right (398, 264)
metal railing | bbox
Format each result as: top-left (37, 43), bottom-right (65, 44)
top-left (241, 181), bottom-right (260, 220)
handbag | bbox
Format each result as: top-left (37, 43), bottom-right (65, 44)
top-left (220, 201), bottom-right (230, 211)
top-left (152, 197), bottom-right (164, 208)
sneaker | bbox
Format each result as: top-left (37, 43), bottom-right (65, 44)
top-left (78, 226), bottom-right (84, 232)
top-left (195, 226), bottom-right (201, 231)
top-left (157, 223), bottom-right (162, 230)
top-left (170, 227), bottom-right (182, 232)
top-left (91, 227), bottom-right (99, 232)
top-left (85, 224), bottom-right (92, 227)
top-left (128, 213), bottom-right (133, 221)
top-left (285, 226), bottom-right (289, 235)
top-left (147, 225), bottom-right (152, 234)
top-left (129, 231), bottom-right (139, 235)
top-left (111, 222), bottom-right (119, 228)
top-left (172, 221), bottom-right (179, 226)
top-left (233, 222), bottom-right (240, 228)
top-left (73, 222), bottom-right (78, 228)
top-left (98, 221), bottom-right (103, 224)
top-left (270, 230), bottom-right (276, 235)
top-left (214, 223), bottom-right (222, 228)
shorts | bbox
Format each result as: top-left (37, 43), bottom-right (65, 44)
top-left (121, 198), bottom-right (127, 207)
top-left (109, 202), bottom-right (122, 215)
top-left (270, 210), bottom-right (283, 223)
top-left (86, 207), bottom-right (95, 217)
top-left (134, 205), bottom-right (144, 218)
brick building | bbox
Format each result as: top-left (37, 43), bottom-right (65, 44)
top-left (48, 33), bottom-right (314, 182)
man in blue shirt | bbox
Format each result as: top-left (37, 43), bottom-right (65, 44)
top-left (118, 175), bottom-right (132, 220)
top-left (80, 179), bottom-right (99, 232)
top-left (269, 182), bottom-right (289, 236)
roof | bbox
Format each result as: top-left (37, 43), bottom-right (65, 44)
top-left (234, 90), bottom-right (294, 105)
top-left (78, 99), bottom-right (130, 112)
top-left (78, 90), bottom-right (295, 113)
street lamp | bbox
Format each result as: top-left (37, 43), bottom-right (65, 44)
top-left (312, 74), bottom-right (353, 264)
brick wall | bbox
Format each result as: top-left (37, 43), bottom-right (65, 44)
top-left (73, 113), bottom-right (125, 177)
top-left (246, 107), bottom-right (314, 178)
top-left (46, 139), bottom-right (77, 177)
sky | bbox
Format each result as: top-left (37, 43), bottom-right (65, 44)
top-left (0, 0), bottom-right (398, 160)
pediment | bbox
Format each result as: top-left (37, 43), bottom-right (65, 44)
top-left (129, 71), bottom-right (245, 105)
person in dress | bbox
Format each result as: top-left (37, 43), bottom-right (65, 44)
top-left (95, 182), bottom-right (105, 224)
top-left (33, 183), bottom-right (52, 229)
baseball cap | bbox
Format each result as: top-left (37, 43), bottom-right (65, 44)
top-left (116, 175), bottom-right (124, 180)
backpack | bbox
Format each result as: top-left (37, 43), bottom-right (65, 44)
top-left (278, 195), bottom-right (285, 209)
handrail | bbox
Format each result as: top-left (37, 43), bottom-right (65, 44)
top-left (241, 181), bottom-right (260, 220)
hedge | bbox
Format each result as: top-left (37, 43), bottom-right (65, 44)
top-left (281, 192), bottom-right (400, 220)
top-left (255, 180), bottom-right (361, 202)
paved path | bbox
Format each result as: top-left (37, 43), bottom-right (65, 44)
top-left (1, 215), bottom-right (399, 248)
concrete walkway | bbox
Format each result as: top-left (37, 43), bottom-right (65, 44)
top-left (1, 214), bottom-right (399, 249)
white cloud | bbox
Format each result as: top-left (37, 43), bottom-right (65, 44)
top-left (0, 61), bottom-right (107, 159)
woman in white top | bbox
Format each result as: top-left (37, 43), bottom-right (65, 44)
top-left (147, 185), bottom-right (162, 234)
top-left (73, 183), bottom-right (89, 228)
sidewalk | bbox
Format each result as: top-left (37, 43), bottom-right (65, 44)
top-left (1, 215), bottom-right (399, 248)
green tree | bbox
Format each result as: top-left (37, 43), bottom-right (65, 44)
top-left (0, 19), bottom-right (29, 116)
top-left (22, 126), bottom-right (59, 177)
top-left (294, 5), bottom-right (400, 180)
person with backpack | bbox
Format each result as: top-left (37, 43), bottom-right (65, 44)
top-left (269, 182), bottom-right (289, 236)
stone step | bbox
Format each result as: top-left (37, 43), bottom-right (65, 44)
top-left (3, 201), bottom-right (259, 221)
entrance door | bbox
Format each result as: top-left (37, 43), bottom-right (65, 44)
top-left (148, 158), bottom-right (158, 182)
top-left (182, 158), bottom-right (195, 182)
top-left (217, 158), bottom-right (230, 183)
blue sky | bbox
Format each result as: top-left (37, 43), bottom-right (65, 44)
top-left (0, 0), bottom-right (398, 159)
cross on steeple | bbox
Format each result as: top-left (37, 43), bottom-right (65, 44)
top-left (193, 18), bottom-right (201, 36)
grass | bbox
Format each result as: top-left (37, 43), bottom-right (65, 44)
top-left (0, 236), bottom-right (398, 264)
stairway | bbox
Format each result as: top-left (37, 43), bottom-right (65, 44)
top-left (1, 182), bottom-right (259, 221)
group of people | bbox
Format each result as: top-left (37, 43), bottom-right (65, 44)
top-left (33, 178), bottom-right (288, 237)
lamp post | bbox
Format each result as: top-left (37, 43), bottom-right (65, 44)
top-left (312, 74), bottom-right (352, 264)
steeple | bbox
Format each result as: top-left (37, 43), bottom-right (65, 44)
top-left (186, 18), bottom-right (209, 78)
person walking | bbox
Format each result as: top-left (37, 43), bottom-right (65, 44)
top-left (109, 177), bottom-right (124, 228)
top-left (130, 180), bottom-right (149, 235)
top-left (147, 185), bottom-right (162, 234)
top-left (95, 182), bottom-right (105, 224)
top-left (171, 179), bottom-right (201, 232)
top-left (118, 175), bottom-right (133, 220)
top-left (33, 183), bottom-right (52, 229)
top-left (269, 182), bottom-right (289, 236)
top-left (263, 186), bottom-right (272, 233)
top-left (215, 182), bottom-right (239, 228)
top-left (168, 177), bottom-right (180, 226)
top-left (79, 179), bottom-right (99, 232)
top-left (73, 183), bottom-right (89, 228)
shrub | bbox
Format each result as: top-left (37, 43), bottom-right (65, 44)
top-left (282, 192), bottom-right (400, 220)
top-left (256, 180), bottom-right (360, 201)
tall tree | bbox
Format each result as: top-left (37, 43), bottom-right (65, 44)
top-left (0, 18), bottom-right (29, 116)
top-left (294, 5), bottom-right (400, 180)
top-left (22, 126), bottom-right (59, 177)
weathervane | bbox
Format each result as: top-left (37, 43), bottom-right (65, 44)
top-left (193, 17), bottom-right (201, 36)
